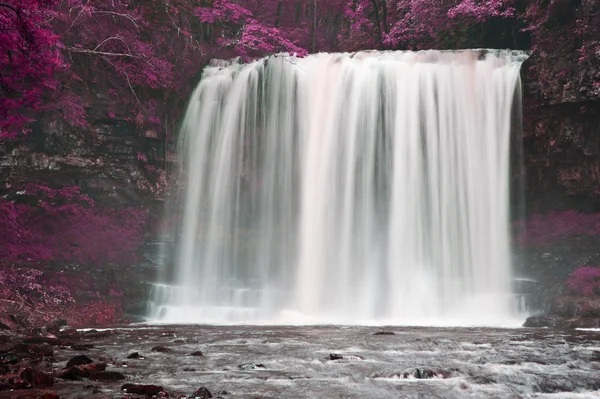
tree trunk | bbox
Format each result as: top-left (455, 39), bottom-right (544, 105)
top-left (275, 1), bottom-right (283, 28)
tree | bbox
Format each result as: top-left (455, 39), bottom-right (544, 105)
top-left (0, 0), bottom-right (62, 139)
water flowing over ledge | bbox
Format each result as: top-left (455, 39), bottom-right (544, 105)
top-left (149, 49), bottom-right (528, 326)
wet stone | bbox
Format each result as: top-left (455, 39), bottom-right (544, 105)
top-left (89, 370), bottom-right (127, 382)
top-left (122, 383), bottom-right (165, 395)
top-left (373, 331), bottom-right (395, 335)
top-left (191, 386), bottom-right (212, 398)
top-left (523, 316), bottom-right (558, 328)
top-left (401, 367), bottom-right (445, 379)
top-left (16, 343), bottom-right (54, 357)
top-left (71, 344), bottom-right (94, 351)
top-left (190, 351), bottom-right (204, 356)
top-left (66, 354), bottom-right (93, 368)
top-left (20, 368), bottom-right (54, 387)
top-left (151, 345), bottom-right (172, 353)
top-left (127, 352), bottom-right (144, 359)
top-left (56, 366), bottom-right (85, 380)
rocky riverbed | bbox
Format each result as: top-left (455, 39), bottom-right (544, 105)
top-left (1, 325), bottom-right (600, 398)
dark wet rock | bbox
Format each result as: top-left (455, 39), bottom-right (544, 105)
top-left (523, 316), bottom-right (558, 328)
top-left (82, 362), bottom-right (107, 374)
top-left (183, 367), bottom-right (196, 371)
top-left (560, 317), bottom-right (600, 329)
top-left (374, 368), bottom-right (447, 380)
top-left (401, 367), bottom-right (446, 379)
top-left (51, 318), bottom-right (68, 328)
top-left (191, 386), bottom-right (212, 398)
top-left (173, 339), bottom-right (185, 344)
top-left (151, 345), bottom-right (172, 353)
top-left (14, 343), bottom-right (53, 357)
top-left (238, 363), bottom-right (266, 370)
top-left (82, 330), bottom-right (115, 339)
top-left (22, 336), bottom-right (67, 346)
top-left (66, 354), bottom-right (93, 368)
top-left (0, 322), bottom-right (9, 330)
top-left (190, 351), bottom-right (204, 356)
top-left (0, 353), bottom-right (18, 365)
top-left (56, 366), bottom-right (85, 380)
top-left (127, 352), bottom-right (143, 359)
top-left (216, 390), bottom-right (228, 396)
top-left (329, 353), bottom-right (364, 361)
top-left (71, 344), bottom-right (94, 350)
top-left (122, 383), bottom-right (165, 395)
top-left (20, 367), bottom-right (54, 387)
top-left (373, 331), bottom-right (395, 335)
top-left (0, 365), bottom-right (9, 375)
top-left (89, 370), bottom-right (127, 381)
top-left (82, 330), bottom-right (116, 339)
top-left (57, 329), bottom-right (80, 340)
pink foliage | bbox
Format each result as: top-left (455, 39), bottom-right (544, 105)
top-left (567, 267), bottom-right (600, 296)
top-left (0, 183), bottom-right (148, 266)
top-left (0, 0), bottom-right (63, 138)
top-left (514, 211), bottom-right (600, 246)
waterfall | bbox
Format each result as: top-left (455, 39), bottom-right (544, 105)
top-left (149, 50), bottom-right (528, 325)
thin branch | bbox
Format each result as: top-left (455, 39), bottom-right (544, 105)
top-left (66, 47), bottom-right (142, 59)
top-left (91, 11), bottom-right (139, 30)
top-left (93, 35), bottom-right (130, 52)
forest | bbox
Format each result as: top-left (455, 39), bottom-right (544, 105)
top-left (1, 0), bottom-right (599, 326)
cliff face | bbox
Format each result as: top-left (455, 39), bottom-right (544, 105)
top-left (515, 0), bottom-right (600, 321)
top-left (522, 0), bottom-right (600, 207)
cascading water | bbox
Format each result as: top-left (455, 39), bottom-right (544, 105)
top-left (149, 50), bottom-right (528, 325)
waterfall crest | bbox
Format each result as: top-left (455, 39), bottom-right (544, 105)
top-left (150, 50), bottom-right (528, 325)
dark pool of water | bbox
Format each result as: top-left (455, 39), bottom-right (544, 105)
top-left (50, 326), bottom-right (600, 398)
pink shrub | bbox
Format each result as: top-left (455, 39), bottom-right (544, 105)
top-left (567, 267), bottom-right (600, 296)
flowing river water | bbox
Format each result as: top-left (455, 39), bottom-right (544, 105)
top-left (46, 325), bottom-right (600, 398)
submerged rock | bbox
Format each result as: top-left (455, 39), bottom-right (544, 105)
top-left (373, 331), bottom-right (395, 335)
top-left (401, 367), bottom-right (446, 379)
top-left (237, 363), bottom-right (266, 370)
top-left (329, 353), bottom-right (364, 361)
top-left (151, 345), bottom-right (172, 353)
top-left (190, 350), bottom-right (204, 356)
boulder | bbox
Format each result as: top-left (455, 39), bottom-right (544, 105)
top-left (523, 316), bottom-right (558, 328)
top-left (190, 351), bottom-right (204, 357)
top-left (66, 354), bottom-right (93, 368)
